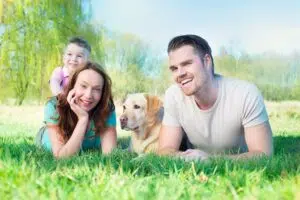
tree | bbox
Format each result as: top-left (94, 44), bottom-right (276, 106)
top-left (0, 0), bottom-right (102, 105)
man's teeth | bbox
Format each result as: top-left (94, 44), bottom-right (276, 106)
top-left (181, 79), bottom-right (192, 85)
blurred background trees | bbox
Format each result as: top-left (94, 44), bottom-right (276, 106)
top-left (0, 0), bottom-right (299, 105)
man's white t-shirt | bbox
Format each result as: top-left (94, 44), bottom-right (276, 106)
top-left (163, 75), bottom-right (269, 153)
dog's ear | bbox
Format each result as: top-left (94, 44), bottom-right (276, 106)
top-left (145, 94), bottom-right (162, 114)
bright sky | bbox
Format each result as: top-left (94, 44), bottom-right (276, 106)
top-left (91, 0), bottom-right (300, 56)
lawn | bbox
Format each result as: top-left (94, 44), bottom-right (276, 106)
top-left (0, 102), bottom-right (299, 199)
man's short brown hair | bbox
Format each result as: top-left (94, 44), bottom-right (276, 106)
top-left (168, 34), bottom-right (214, 74)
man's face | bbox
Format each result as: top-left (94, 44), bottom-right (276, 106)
top-left (168, 45), bottom-right (211, 96)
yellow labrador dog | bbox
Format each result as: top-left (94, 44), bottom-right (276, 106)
top-left (120, 93), bottom-right (163, 154)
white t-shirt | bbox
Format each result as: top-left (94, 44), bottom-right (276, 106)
top-left (163, 75), bottom-right (269, 153)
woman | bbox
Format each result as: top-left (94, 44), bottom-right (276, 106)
top-left (36, 62), bottom-right (117, 158)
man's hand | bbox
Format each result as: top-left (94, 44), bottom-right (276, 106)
top-left (178, 149), bottom-right (210, 161)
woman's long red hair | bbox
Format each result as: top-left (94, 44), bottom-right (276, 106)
top-left (55, 62), bottom-right (115, 142)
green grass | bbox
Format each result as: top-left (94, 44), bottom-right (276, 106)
top-left (0, 103), bottom-right (300, 199)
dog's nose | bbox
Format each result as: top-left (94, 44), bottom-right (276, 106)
top-left (120, 116), bottom-right (128, 128)
top-left (120, 116), bottom-right (128, 123)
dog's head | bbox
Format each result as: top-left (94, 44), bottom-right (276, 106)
top-left (120, 93), bottom-right (163, 132)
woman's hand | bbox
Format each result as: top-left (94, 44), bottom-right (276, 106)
top-left (67, 89), bottom-right (89, 120)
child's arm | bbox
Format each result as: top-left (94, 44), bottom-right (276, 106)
top-left (49, 67), bottom-right (63, 96)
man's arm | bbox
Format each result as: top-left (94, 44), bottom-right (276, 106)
top-left (158, 125), bottom-right (184, 155)
top-left (230, 83), bottom-right (273, 159)
top-left (227, 121), bottom-right (273, 159)
top-left (177, 121), bottom-right (273, 161)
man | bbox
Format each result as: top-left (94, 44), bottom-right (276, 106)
top-left (159, 34), bottom-right (273, 160)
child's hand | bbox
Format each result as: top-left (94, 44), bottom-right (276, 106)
top-left (67, 89), bottom-right (89, 120)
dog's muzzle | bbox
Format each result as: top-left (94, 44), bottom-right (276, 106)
top-left (120, 115), bottom-right (128, 129)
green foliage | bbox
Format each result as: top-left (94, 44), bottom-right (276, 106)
top-left (0, 103), bottom-right (299, 199)
top-left (0, 135), bottom-right (299, 199)
top-left (108, 63), bottom-right (171, 100)
top-left (103, 31), bottom-right (171, 100)
top-left (109, 66), bottom-right (151, 100)
top-left (103, 32), bottom-right (149, 70)
top-left (0, 0), bottom-right (104, 105)
top-left (215, 51), bottom-right (300, 101)
top-left (1, 2), bottom-right (300, 104)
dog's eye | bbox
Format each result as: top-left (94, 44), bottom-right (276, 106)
top-left (134, 105), bottom-right (140, 109)
top-left (123, 105), bottom-right (126, 110)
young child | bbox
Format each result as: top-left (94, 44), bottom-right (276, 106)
top-left (49, 37), bottom-right (91, 95)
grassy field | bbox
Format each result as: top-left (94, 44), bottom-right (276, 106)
top-left (0, 102), bottom-right (299, 199)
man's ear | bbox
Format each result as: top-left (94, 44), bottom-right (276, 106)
top-left (203, 54), bottom-right (210, 66)
top-left (203, 54), bottom-right (213, 73)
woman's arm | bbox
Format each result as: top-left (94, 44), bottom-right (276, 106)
top-left (48, 89), bottom-right (90, 158)
top-left (100, 127), bottom-right (117, 154)
top-left (48, 117), bottom-right (89, 158)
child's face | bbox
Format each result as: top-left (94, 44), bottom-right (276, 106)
top-left (63, 43), bottom-right (89, 72)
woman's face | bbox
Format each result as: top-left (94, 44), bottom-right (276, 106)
top-left (73, 69), bottom-right (104, 112)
